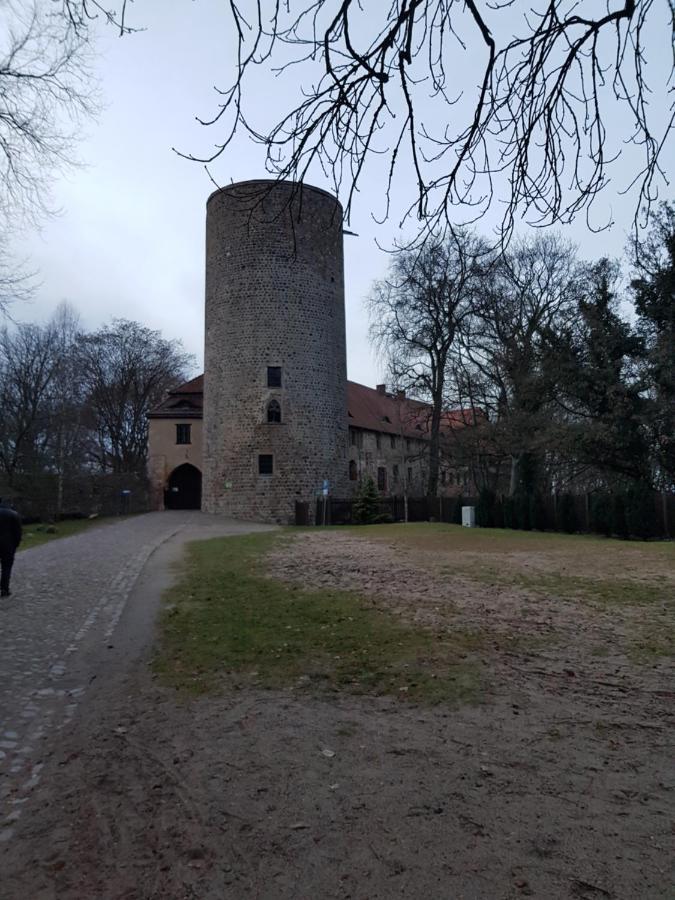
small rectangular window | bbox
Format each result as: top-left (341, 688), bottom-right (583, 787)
top-left (176, 424), bottom-right (191, 445)
top-left (258, 454), bottom-right (274, 475)
top-left (349, 428), bottom-right (363, 449)
top-left (376, 433), bottom-right (381, 450)
top-left (406, 438), bottom-right (411, 452)
top-left (390, 435), bottom-right (396, 450)
top-left (267, 366), bottom-right (282, 388)
top-left (393, 464), bottom-right (399, 482)
top-left (377, 467), bottom-right (387, 492)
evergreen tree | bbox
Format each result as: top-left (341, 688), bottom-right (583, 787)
top-left (556, 258), bottom-right (648, 482)
top-left (630, 202), bottom-right (675, 488)
top-left (352, 476), bottom-right (379, 525)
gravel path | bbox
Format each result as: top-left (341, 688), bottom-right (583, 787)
top-left (0, 511), bottom-right (273, 846)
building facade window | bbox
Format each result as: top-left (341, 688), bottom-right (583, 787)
top-left (406, 438), bottom-right (411, 451)
top-left (176, 424), bottom-right (191, 445)
top-left (266, 399), bottom-right (281, 423)
top-left (376, 433), bottom-right (381, 450)
top-left (258, 454), bottom-right (274, 475)
top-left (267, 366), bottom-right (282, 388)
top-left (390, 435), bottom-right (396, 450)
top-left (349, 427), bottom-right (363, 449)
top-left (393, 464), bottom-right (399, 482)
top-left (377, 467), bottom-right (387, 491)
top-left (349, 459), bottom-right (357, 481)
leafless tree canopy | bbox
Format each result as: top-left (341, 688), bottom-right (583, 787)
top-left (369, 231), bottom-right (486, 494)
top-left (0, 1), bottom-right (99, 232)
top-left (0, 314), bottom-right (193, 480)
top-left (182, 0), bottom-right (673, 240)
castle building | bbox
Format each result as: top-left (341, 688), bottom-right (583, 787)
top-left (147, 179), bottom-right (475, 523)
top-left (148, 375), bottom-right (473, 518)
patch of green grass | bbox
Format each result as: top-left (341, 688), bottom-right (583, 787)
top-left (457, 564), bottom-right (674, 608)
top-left (153, 532), bottom-right (482, 704)
top-left (627, 624), bottom-right (675, 663)
top-left (21, 516), bottom-right (134, 548)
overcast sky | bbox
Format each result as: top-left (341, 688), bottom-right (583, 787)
top-left (8, 1), bottom-right (673, 387)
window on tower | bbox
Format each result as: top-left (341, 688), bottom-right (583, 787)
top-left (176, 424), bottom-right (191, 445)
top-left (258, 454), bottom-right (274, 475)
top-left (267, 399), bottom-right (281, 423)
top-left (267, 366), bottom-right (282, 388)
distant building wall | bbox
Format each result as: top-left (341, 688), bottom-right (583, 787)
top-left (202, 180), bottom-right (348, 524)
top-left (346, 428), bottom-right (470, 497)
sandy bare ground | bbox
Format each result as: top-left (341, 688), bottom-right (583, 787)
top-left (3, 529), bottom-right (674, 899)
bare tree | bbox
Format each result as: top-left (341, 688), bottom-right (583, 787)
top-left (369, 230), bottom-right (485, 495)
top-left (0, 1), bottom-right (98, 231)
top-left (0, 320), bottom-right (60, 479)
top-left (176, 1), bottom-right (674, 241)
top-left (457, 232), bottom-right (582, 495)
top-left (77, 319), bottom-right (193, 474)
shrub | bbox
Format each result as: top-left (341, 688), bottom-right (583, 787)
top-left (516, 492), bottom-right (531, 530)
top-left (558, 493), bottom-right (578, 533)
top-left (624, 483), bottom-right (654, 540)
top-left (590, 492), bottom-right (612, 536)
top-left (476, 488), bottom-right (496, 527)
top-left (529, 493), bottom-right (548, 531)
top-left (502, 497), bottom-right (515, 529)
top-left (372, 513), bottom-right (394, 525)
top-left (353, 476), bottom-right (379, 525)
top-left (610, 493), bottom-right (628, 539)
top-left (492, 497), bottom-right (504, 529)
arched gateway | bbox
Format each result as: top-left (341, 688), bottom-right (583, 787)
top-left (165, 463), bottom-right (202, 510)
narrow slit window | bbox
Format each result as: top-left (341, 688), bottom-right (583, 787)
top-left (267, 399), bottom-right (281, 423)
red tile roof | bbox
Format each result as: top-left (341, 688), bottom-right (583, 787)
top-left (173, 374), bottom-right (204, 394)
top-left (149, 375), bottom-right (480, 435)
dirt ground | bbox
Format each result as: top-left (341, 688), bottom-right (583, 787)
top-left (3, 528), bottom-right (674, 899)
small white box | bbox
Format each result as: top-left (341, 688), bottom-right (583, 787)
top-left (462, 506), bottom-right (476, 527)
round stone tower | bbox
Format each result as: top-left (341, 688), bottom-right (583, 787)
top-left (202, 179), bottom-right (348, 523)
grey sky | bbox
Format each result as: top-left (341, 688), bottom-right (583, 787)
top-left (8, 1), bottom-right (673, 386)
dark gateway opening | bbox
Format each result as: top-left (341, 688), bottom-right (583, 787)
top-left (165, 464), bottom-right (202, 510)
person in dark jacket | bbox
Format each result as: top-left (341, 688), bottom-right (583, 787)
top-left (0, 499), bottom-right (22, 597)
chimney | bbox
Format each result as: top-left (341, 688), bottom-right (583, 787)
top-left (376, 384), bottom-right (387, 395)
top-left (396, 389), bottom-right (406, 400)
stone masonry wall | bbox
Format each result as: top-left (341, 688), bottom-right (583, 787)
top-left (202, 180), bottom-right (348, 524)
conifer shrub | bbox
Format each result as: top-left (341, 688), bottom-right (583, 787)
top-left (353, 476), bottom-right (379, 525)
top-left (516, 492), bottom-right (532, 530)
top-left (529, 493), bottom-right (548, 531)
top-left (476, 488), bottom-right (496, 527)
top-left (624, 483), bottom-right (654, 540)
top-left (590, 492), bottom-right (612, 536)
top-left (492, 497), bottom-right (504, 529)
top-left (558, 493), bottom-right (578, 533)
top-left (502, 497), bottom-right (516, 529)
top-left (610, 493), bottom-right (629, 539)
